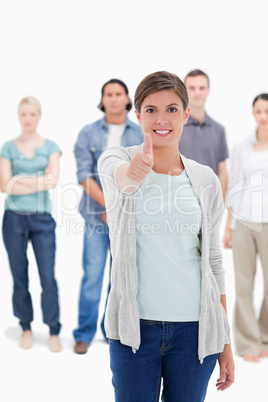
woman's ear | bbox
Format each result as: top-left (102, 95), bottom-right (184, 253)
top-left (135, 109), bottom-right (142, 126)
top-left (183, 107), bottom-right (191, 125)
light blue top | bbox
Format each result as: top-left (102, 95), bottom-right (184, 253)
top-left (0, 139), bottom-right (61, 213)
top-left (135, 169), bottom-right (202, 321)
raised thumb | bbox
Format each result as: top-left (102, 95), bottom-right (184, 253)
top-left (144, 133), bottom-right (153, 157)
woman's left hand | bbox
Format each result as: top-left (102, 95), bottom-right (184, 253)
top-left (216, 343), bottom-right (235, 391)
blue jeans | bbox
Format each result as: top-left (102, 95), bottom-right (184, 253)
top-left (110, 321), bottom-right (218, 402)
top-left (73, 222), bottom-right (111, 343)
top-left (2, 211), bottom-right (61, 335)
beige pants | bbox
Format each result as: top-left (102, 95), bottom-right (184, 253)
top-left (231, 220), bottom-right (268, 355)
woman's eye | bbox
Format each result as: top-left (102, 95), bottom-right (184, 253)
top-left (146, 108), bottom-right (155, 113)
top-left (168, 107), bottom-right (177, 113)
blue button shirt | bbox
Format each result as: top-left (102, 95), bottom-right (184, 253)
top-left (74, 116), bottom-right (143, 224)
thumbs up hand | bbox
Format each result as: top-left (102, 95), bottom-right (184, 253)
top-left (127, 133), bottom-right (154, 183)
top-left (144, 132), bottom-right (153, 158)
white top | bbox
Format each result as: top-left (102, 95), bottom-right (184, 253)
top-left (236, 149), bottom-right (268, 223)
top-left (226, 132), bottom-right (268, 229)
top-left (135, 169), bottom-right (202, 321)
top-left (106, 123), bottom-right (126, 149)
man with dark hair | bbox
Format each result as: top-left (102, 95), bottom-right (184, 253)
top-left (73, 79), bottom-right (143, 354)
top-left (179, 69), bottom-right (228, 200)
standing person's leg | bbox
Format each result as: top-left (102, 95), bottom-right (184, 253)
top-left (161, 322), bottom-right (218, 402)
top-left (100, 252), bottom-right (112, 339)
top-left (110, 320), bottom-right (162, 402)
top-left (29, 214), bottom-right (61, 345)
top-left (255, 222), bottom-right (268, 355)
top-left (2, 211), bottom-right (33, 328)
top-left (73, 222), bottom-right (109, 351)
top-left (2, 211), bottom-right (33, 348)
top-left (231, 220), bottom-right (261, 359)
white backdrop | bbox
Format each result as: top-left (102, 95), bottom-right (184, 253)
top-left (0, 1), bottom-right (268, 401)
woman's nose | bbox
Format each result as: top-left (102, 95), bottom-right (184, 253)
top-left (156, 117), bottom-right (168, 125)
top-left (156, 112), bottom-right (168, 125)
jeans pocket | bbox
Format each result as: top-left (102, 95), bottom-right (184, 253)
top-left (37, 213), bottom-right (56, 229)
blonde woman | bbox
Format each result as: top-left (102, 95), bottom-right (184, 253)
top-left (0, 96), bottom-right (62, 352)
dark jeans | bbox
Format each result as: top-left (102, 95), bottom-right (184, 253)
top-left (2, 211), bottom-right (61, 335)
top-left (73, 222), bottom-right (111, 344)
top-left (110, 320), bottom-right (218, 402)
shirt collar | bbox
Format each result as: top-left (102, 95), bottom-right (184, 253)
top-left (187, 113), bottom-right (212, 127)
top-left (100, 115), bottom-right (130, 129)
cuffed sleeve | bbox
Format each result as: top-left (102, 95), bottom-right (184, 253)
top-left (47, 139), bottom-right (62, 157)
top-left (74, 126), bottom-right (94, 184)
top-left (0, 141), bottom-right (12, 160)
top-left (218, 127), bottom-right (229, 162)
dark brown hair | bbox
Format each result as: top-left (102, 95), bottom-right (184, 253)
top-left (252, 93), bottom-right (268, 107)
top-left (184, 69), bottom-right (210, 86)
top-left (98, 78), bottom-right (132, 112)
top-left (134, 71), bottom-right (188, 113)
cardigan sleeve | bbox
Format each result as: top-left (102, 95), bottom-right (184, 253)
top-left (209, 175), bottom-right (226, 294)
top-left (98, 146), bottom-right (142, 196)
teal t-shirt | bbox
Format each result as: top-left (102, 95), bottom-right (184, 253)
top-left (135, 169), bottom-right (202, 322)
top-left (0, 139), bottom-right (61, 213)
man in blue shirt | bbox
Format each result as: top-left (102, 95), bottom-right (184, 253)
top-left (179, 70), bottom-right (229, 200)
top-left (73, 79), bottom-right (143, 354)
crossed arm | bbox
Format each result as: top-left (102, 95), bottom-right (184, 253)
top-left (0, 152), bottom-right (60, 195)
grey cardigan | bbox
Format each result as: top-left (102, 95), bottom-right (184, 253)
top-left (98, 144), bottom-right (230, 363)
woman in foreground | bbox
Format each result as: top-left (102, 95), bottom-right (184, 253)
top-left (0, 96), bottom-right (62, 352)
top-left (98, 71), bottom-right (234, 401)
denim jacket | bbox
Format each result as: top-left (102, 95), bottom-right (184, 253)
top-left (74, 116), bottom-right (143, 224)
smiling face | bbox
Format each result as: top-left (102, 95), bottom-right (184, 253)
top-left (18, 103), bottom-right (41, 133)
top-left (101, 83), bottom-right (129, 116)
top-left (135, 89), bottom-right (190, 149)
top-left (253, 99), bottom-right (268, 129)
top-left (185, 75), bottom-right (209, 109)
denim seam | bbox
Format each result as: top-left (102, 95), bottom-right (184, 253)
top-left (161, 322), bottom-right (173, 352)
top-left (163, 323), bottom-right (173, 351)
top-left (155, 356), bottom-right (162, 402)
top-left (23, 215), bottom-right (29, 260)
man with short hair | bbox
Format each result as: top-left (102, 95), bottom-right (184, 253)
top-left (73, 79), bottom-right (143, 354)
top-left (179, 69), bottom-right (228, 200)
